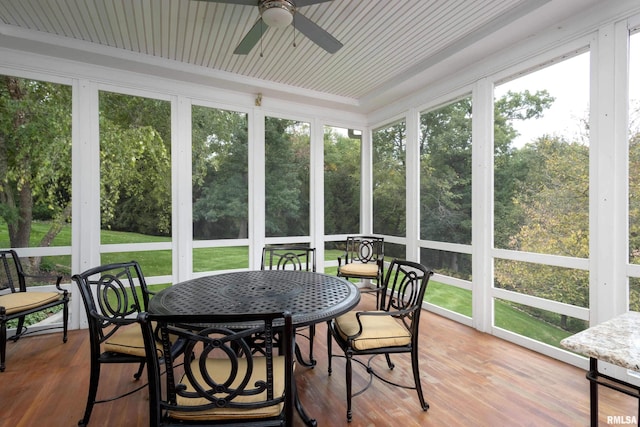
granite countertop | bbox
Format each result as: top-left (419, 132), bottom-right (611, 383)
top-left (560, 311), bottom-right (640, 371)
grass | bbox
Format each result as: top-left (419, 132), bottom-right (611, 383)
top-left (2, 221), bottom-right (576, 348)
top-left (425, 280), bottom-right (574, 348)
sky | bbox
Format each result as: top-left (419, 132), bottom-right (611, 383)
top-left (494, 33), bottom-right (640, 147)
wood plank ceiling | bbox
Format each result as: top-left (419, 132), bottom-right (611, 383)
top-left (0, 0), bottom-right (601, 112)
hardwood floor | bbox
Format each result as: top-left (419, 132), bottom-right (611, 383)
top-left (2, 293), bottom-right (637, 426)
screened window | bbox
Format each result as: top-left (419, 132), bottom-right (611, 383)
top-left (493, 52), bottom-right (591, 345)
top-left (192, 105), bottom-right (249, 272)
top-left (265, 117), bottom-right (310, 238)
top-left (324, 126), bottom-right (361, 235)
top-left (628, 30), bottom-right (640, 310)
top-left (372, 121), bottom-right (406, 237)
top-left (0, 75), bottom-right (72, 328)
top-left (98, 91), bottom-right (172, 275)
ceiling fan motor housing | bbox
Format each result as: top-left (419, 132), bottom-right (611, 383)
top-left (260, 0), bottom-right (295, 28)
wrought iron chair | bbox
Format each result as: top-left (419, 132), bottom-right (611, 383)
top-left (261, 244), bottom-right (317, 366)
top-left (328, 259), bottom-right (433, 422)
top-left (337, 236), bottom-right (385, 304)
top-left (138, 310), bottom-right (295, 427)
top-left (0, 249), bottom-right (69, 372)
top-left (73, 261), bottom-right (155, 427)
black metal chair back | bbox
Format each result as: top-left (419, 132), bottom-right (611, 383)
top-left (261, 245), bottom-right (316, 272)
top-left (73, 261), bottom-right (153, 427)
top-left (337, 235), bottom-right (385, 304)
top-left (138, 311), bottom-right (295, 427)
top-left (342, 235), bottom-right (384, 267)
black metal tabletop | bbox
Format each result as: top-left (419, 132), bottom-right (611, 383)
top-left (148, 270), bottom-right (360, 328)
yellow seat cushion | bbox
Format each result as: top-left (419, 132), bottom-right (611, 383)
top-left (0, 291), bottom-right (63, 315)
top-left (104, 323), bottom-right (147, 357)
top-left (104, 322), bottom-right (174, 358)
top-left (335, 310), bottom-right (411, 351)
top-left (169, 355), bottom-right (287, 421)
top-left (339, 263), bottom-right (378, 278)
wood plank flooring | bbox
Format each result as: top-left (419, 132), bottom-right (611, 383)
top-left (2, 293), bottom-right (637, 426)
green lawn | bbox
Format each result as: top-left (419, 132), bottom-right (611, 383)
top-left (425, 280), bottom-right (574, 348)
top-left (2, 221), bottom-right (576, 348)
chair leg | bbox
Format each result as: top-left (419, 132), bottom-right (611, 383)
top-left (79, 361), bottom-right (101, 426)
top-left (62, 301), bottom-right (69, 343)
top-left (327, 321), bottom-right (333, 375)
top-left (384, 353), bottom-right (394, 370)
top-left (11, 316), bottom-right (25, 341)
top-left (411, 347), bottom-right (429, 411)
top-left (309, 323), bottom-right (315, 363)
top-left (346, 350), bottom-right (353, 422)
top-left (0, 322), bottom-right (6, 372)
top-left (133, 361), bottom-right (145, 380)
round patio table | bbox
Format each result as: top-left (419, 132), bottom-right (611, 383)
top-left (148, 269), bottom-right (361, 427)
top-left (149, 270), bottom-right (359, 326)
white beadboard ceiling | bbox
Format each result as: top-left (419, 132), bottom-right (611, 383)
top-left (0, 0), bottom-right (604, 113)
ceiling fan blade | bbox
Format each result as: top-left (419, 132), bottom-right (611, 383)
top-left (197, 0), bottom-right (257, 5)
top-left (295, 0), bottom-right (333, 6)
top-left (293, 12), bottom-right (342, 53)
top-left (234, 18), bottom-right (268, 54)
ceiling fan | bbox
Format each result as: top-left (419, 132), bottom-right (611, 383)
top-left (201, 0), bottom-right (343, 55)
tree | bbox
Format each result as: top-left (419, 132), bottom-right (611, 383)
top-left (192, 106), bottom-right (248, 239)
top-left (264, 117), bottom-right (310, 237)
top-left (494, 137), bottom-right (590, 314)
top-left (0, 77), bottom-right (72, 271)
top-left (99, 91), bottom-right (171, 236)
top-left (420, 97), bottom-right (473, 246)
top-left (324, 128), bottom-right (361, 234)
top-left (373, 122), bottom-right (406, 237)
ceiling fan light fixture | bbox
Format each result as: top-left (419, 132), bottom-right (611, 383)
top-left (260, 0), bottom-right (294, 28)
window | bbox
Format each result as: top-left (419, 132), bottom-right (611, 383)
top-left (0, 75), bottom-right (72, 327)
top-left (493, 52), bottom-right (591, 344)
top-left (98, 91), bottom-right (172, 276)
top-left (373, 121), bottom-right (406, 238)
top-left (324, 126), bottom-right (361, 235)
top-left (192, 105), bottom-right (249, 271)
top-left (628, 30), bottom-right (640, 310)
top-left (265, 117), bottom-right (310, 238)
top-left (0, 76), bottom-right (72, 276)
top-left (419, 97), bottom-right (473, 316)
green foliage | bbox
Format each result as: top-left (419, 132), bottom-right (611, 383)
top-left (0, 77), bottom-right (72, 249)
top-left (264, 117), bottom-right (310, 237)
top-left (494, 138), bottom-right (590, 309)
top-left (324, 128), bottom-right (361, 234)
top-left (192, 106), bottom-right (249, 239)
top-left (420, 98), bottom-right (472, 244)
top-left (372, 122), bottom-right (406, 236)
top-left (99, 92), bottom-right (171, 236)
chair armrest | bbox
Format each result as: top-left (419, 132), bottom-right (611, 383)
top-left (340, 310), bottom-right (397, 340)
top-left (338, 308), bottom-right (416, 342)
top-left (22, 272), bottom-right (66, 293)
top-left (90, 309), bottom-right (138, 326)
